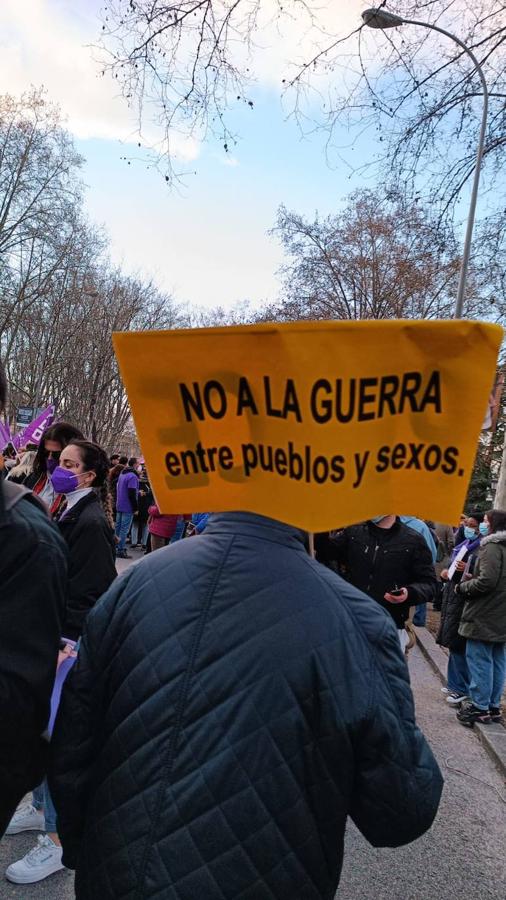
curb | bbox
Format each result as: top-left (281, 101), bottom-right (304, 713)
top-left (414, 625), bottom-right (506, 780)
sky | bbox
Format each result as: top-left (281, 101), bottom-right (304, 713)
top-left (0, 0), bottom-right (379, 310)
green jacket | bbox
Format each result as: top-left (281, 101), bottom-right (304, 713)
top-left (458, 531), bottom-right (506, 643)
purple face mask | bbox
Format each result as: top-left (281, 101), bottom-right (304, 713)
top-left (46, 457), bottom-right (59, 474)
top-left (50, 466), bottom-right (80, 494)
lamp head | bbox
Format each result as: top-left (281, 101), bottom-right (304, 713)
top-left (362, 8), bottom-right (404, 29)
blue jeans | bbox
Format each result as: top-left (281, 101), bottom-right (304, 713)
top-left (115, 512), bottom-right (133, 551)
top-left (466, 639), bottom-right (506, 710)
top-left (413, 603), bottom-right (427, 626)
top-left (32, 780), bottom-right (57, 833)
top-left (447, 650), bottom-right (469, 695)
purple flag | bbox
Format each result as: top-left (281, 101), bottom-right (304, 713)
top-left (12, 404), bottom-right (55, 450)
top-left (0, 420), bottom-right (12, 449)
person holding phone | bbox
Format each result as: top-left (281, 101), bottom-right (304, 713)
top-left (315, 515), bottom-right (437, 651)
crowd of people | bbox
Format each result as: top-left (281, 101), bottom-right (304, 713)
top-left (0, 357), bottom-right (504, 898)
top-left (315, 512), bottom-right (506, 727)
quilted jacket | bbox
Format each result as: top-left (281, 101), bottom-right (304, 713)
top-left (0, 480), bottom-right (67, 836)
top-left (50, 512), bottom-right (443, 900)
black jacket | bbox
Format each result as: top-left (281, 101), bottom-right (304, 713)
top-left (0, 480), bottom-right (67, 836)
top-left (436, 548), bottom-right (477, 652)
top-left (315, 520), bottom-right (437, 628)
top-left (58, 492), bottom-right (116, 641)
top-left (50, 512), bottom-right (442, 900)
top-left (137, 477), bottom-right (153, 521)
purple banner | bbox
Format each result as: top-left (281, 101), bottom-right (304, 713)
top-left (12, 404), bottom-right (55, 450)
top-left (0, 420), bottom-right (12, 449)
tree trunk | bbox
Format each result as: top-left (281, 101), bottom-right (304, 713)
top-left (494, 435), bottom-right (506, 508)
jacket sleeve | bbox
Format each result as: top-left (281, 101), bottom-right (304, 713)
top-left (350, 619), bottom-right (443, 846)
top-left (458, 543), bottom-right (502, 599)
top-left (148, 504), bottom-right (160, 518)
top-left (127, 487), bottom-right (138, 512)
top-left (405, 537), bottom-right (438, 606)
top-left (63, 519), bottom-right (116, 641)
top-left (419, 521), bottom-right (438, 563)
top-left (49, 572), bottom-right (134, 869)
top-left (446, 527), bottom-right (455, 554)
top-left (0, 512), bottom-right (67, 737)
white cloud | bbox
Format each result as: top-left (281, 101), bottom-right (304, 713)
top-left (0, 0), bottom-right (200, 160)
top-left (0, 0), bottom-right (363, 150)
top-left (232, 0), bottom-right (363, 90)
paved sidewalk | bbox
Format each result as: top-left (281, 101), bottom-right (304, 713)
top-left (0, 637), bottom-right (504, 897)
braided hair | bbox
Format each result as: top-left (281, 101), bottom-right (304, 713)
top-left (67, 440), bottom-right (115, 530)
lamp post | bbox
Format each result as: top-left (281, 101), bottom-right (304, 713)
top-left (362, 8), bottom-right (489, 319)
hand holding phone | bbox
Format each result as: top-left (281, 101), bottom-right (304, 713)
top-left (384, 587), bottom-right (408, 604)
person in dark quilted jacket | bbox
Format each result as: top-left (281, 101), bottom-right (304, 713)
top-left (50, 512), bottom-right (443, 900)
top-left (0, 362), bottom-right (67, 839)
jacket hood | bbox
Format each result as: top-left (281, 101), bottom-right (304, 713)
top-left (480, 530), bottom-right (506, 546)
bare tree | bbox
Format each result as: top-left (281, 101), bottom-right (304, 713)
top-left (268, 189), bottom-right (472, 321)
top-left (99, 0), bottom-right (323, 181)
top-left (100, 1), bottom-right (505, 217)
top-left (303, 0), bottom-right (506, 218)
top-left (0, 88), bottom-right (184, 449)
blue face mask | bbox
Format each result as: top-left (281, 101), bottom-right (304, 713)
top-left (370, 516), bottom-right (387, 525)
top-left (464, 526), bottom-right (477, 540)
top-left (479, 522), bottom-right (489, 536)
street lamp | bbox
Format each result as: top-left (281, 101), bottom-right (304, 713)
top-left (362, 8), bottom-right (489, 319)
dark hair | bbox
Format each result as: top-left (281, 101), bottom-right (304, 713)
top-left (33, 422), bottom-right (85, 477)
top-left (485, 509), bottom-right (506, 535)
top-left (467, 510), bottom-right (484, 525)
top-left (110, 454), bottom-right (120, 462)
top-left (68, 440), bottom-right (114, 529)
top-left (0, 360), bottom-right (6, 411)
top-left (119, 455), bottom-right (128, 465)
top-left (128, 457), bottom-right (137, 467)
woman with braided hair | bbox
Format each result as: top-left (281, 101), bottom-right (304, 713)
top-left (50, 439), bottom-right (117, 641)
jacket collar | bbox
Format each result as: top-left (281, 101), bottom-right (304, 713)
top-left (204, 512), bottom-right (308, 549)
top-left (480, 530), bottom-right (506, 546)
top-left (59, 490), bottom-right (98, 523)
top-left (368, 517), bottom-right (402, 536)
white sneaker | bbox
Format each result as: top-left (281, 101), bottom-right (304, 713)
top-left (447, 692), bottom-right (468, 706)
top-left (5, 803), bottom-right (45, 835)
top-left (5, 835), bottom-right (65, 884)
top-left (440, 687), bottom-right (450, 694)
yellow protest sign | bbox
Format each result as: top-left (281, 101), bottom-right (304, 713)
top-left (113, 320), bottom-right (502, 532)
